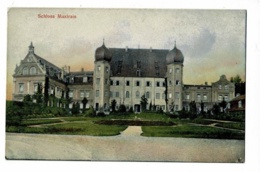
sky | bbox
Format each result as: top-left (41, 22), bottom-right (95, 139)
top-left (6, 8), bottom-right (246, 100)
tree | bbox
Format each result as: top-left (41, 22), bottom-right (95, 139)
top-left (230, 74), bottom-right (245, 95)
top-left (111, 99), bottom-right (117, 112)
top-left (149, 101), bottom-right (152, 111)
top-left (200, 101), bottom-right (205, 114)
top-left (212, 103), bottom-right (220, 115)
top-left (33, 83), bottom-right (43, 104)
top-left (219, 98), bottom-right (227, 112)
top-left (71, 102), bottom-right (80, 115)
top-left (118, 104), bottom-right (126, 112)
top-left (44, 77), bottom-right (49, 106)
top-left (140, 94), bottom-right (148, 112)
top-left (189, 101), bottom-right (197, 114)
top-left (81, 97), bottom-right (88, 113)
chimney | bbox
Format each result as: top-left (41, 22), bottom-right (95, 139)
top-left (150, 47), bottom-right (152, 52)
top-left (81, 68), bottom-right (84, 72)
top-left (125, 46), bottom-right (128, 52)
top-left (68, 66), bottom-right (70, 73)
top-left (205, 82), bottom-right (208, 85)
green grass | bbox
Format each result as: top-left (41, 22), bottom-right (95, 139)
top-left (21, 119), bottom-right (62, 126)
top-left (142, 125), bottom-right (244, 139)
top-left (215, 122), bottom-right (245, 130)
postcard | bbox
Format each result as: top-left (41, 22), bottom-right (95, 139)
top-left (6, 8), bottom-right (246, 162)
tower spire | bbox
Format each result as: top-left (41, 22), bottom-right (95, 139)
top-left (29, 41), bottom-right (34, 53)
top-left (103, 38), bottom-right (105, 45)
top-left (174, 40), bottom-right (176, 48)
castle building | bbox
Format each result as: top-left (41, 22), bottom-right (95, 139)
top-left (12, 42), bottom-right (235, 113)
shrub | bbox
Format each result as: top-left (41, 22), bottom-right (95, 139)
top-left (84, 106), bottom-right (95, 117)
top-left (118, 104), bottom-right (126, 112)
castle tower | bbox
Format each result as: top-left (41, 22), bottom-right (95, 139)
top-left (93, 41), bottom-right (112, 111)
top-left (165, 41), bottom-right (184, 111)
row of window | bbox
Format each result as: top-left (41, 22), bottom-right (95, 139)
top-left (69, 90), bottom-right (90, 98)
top-left (218, 85), bottom-right (229, 90)
top-left (110, 80), bottom-right (166, 87)
top-left (185, 94), bottom-right (208, 101)
top-left (97, 65), bottom-right (109, 73)
top-left (22, 66), bottom-right (37, 75)
top-left (168, 68), bottom-right (180, 74)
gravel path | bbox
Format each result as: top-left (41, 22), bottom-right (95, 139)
top-left (5, 132), bottom-right (245, 162)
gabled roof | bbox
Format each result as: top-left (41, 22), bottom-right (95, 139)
top-left (230, 95), bottom-right (245, 102)
top-left (109, 48), bottom-right (168, 78)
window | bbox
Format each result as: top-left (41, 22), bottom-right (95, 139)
top-left (224, 95), bottom-right (228, 101)
top-left (162, 93), bottom-right (166, 100)
top-left (116, 80), bottom-right (120, 86)
top-left (203, 95), bottom-right (207, 101)
top-left (224, 85), bottom-right (229, 90)
top-left (146, 91), bottom-right (150, 99)
top-left (34, 84), bottom-right (38, 93)
top-left (105, 91), bottom-right (108, 97)
top-left (116, 92), bottom-right (119, 97)
top-left (175, 105), bottom-right (179, 111)
top-left (197, 94), bottom-right (201, 101)
top-left (175, 92), bottom-right (180, 99)
top-left (186, 94), bottom-right (190, 100)
top-left (110, 80), bottom-right (114, 85)
top-left (218, 95), bottom-right (222, 101)
top-left (169, 68), bottom-right (172, 73)
top-left (169, 93), bottom-right (172, 98)
top-left (96, 78), bottom-right (100, 85)
top-left (19, 83), bottom-right (24, 93)
top-left (105, 79), bottom-right (108, 85)
top-left (136, 81), bottom-right (140, 86)
top-left (156, 81), bottom-right (160, 87)
top-left (156, 93), bottom-right (160, 99)
top-left (83, 77), bottom-right (88, 83)
top-left (106, 66), bottom-right (109, 73)
top-left (97, 66), bottom-right (101, 71)
top-left (86, 92), bottom-right (90, 98)
top-left (96, 90), bottom-right (99, 97)
top-left (238, 101), bottom-right (242, 108)
top-left (136, 91), bottom-right (140, 98)
top-left (219, 85), bottom-right (222, 90)
top-left (126, 91), bottom-right (130, 98)
top-left (126, 81), bottom-right (130, 86)
top-left (69, 91), bottom-right (74, 98)
top-left (176, 68), bottom-right (180, 73)
top-left (176, 80), bottom-right (180, 85)
top-left (80, 91), bottom-right (85, 97)
top-left (146, 81), bottom-right (150, 87)
top-left (22, 67), bottom-right (28, 75)
top-left (169, 80), bottom-right (172, 86)
top-left (30, 67), bottom-right (36, 75)
top-left (110, 91), bottom-right (113, 98)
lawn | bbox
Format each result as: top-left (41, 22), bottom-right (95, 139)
top-left (141, 125), bottom-right (245, 139)
top-left (7, 117), bottom-right (127, 136)
top-left (6, 112), bottom-right (245, 139)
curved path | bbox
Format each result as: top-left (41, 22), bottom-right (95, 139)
top-left (6, 131), bottom-right (244, 162)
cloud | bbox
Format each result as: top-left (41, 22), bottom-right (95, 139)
top-left (186, 29), bottom-right (216, 57)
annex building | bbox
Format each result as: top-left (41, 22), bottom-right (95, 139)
top-left (12, 42), bottom-right (235, 113)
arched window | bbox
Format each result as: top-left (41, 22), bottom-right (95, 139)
top-left (22, 67), bottom-right (28, 75)
top-left (126, 91), bottom-right (130, 98)
top-left (145, 91), bottom-right (150, 99)
top-left (30, 67), bottom-right (36, 75)
top-left (136, 91), bottom-right (140, 98)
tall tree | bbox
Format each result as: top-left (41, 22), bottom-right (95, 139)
top-left (140, 94), bottom-right (148, 112)
top-left (111, 99), bottom-right (117, 112)
top-left (230, 74), bottom-right (245, 95)
top-left (33, 83), bottom-right (43, 104)
top-left (81, 97), bottom-right (88, 113)
top-left (44, 76), bottom-right (49, 106)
